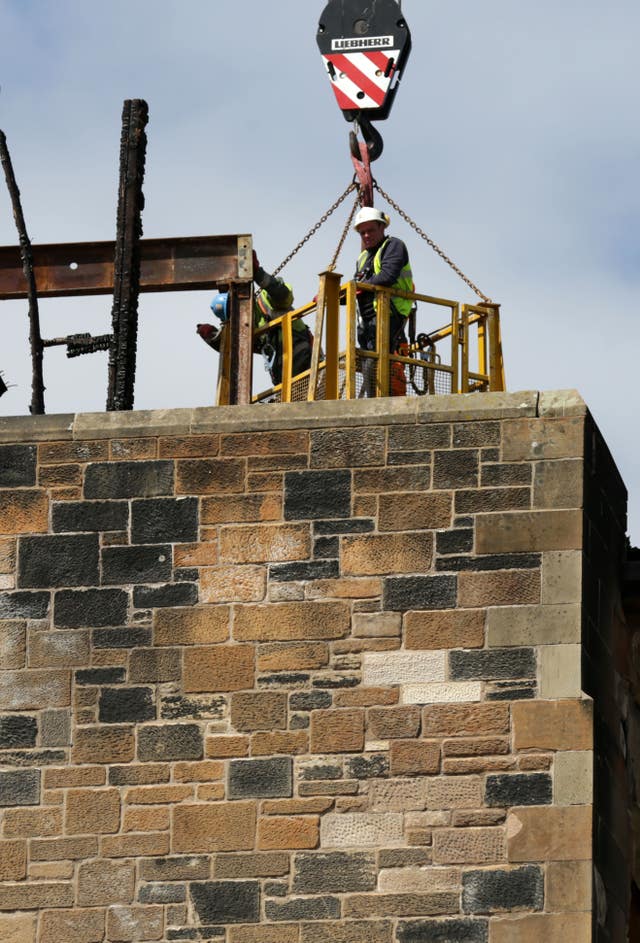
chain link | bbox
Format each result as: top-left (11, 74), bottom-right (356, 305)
top-left (328, 194), bottom-right (361, 272)
top-left (273, 182), bottom-right (358, 277)
top-left (373, 181), bottom-right (493, 304)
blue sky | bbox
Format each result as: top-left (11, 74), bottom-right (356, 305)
top-left (1, 0), bottom-right (639, 539)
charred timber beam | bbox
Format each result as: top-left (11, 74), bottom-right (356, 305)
top-left (0, 235), bottom-right (253, 300)
top-left (107, 99), bottom-right (149, 412)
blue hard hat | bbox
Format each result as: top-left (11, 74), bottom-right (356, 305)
top-left (210, 292), bottom-right (230, 322)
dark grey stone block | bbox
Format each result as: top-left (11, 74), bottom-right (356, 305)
top-left (52, 500), bottom-right (129, 534)
top-left (265, 895), bottom-right (340, 921)
top-left (453, 422), bottom-right (501, 448)
top-left (93, 627), bottom-right (152, 649)
top-left (486, 680), bottom-right (536, 701)
top-left (264, 881), bottom-right (288, 897)
top-left (76, 667), bottom-right (126, 686)
top-left (313, 537), bottom-right (339, 559)
top-left (450, 648), bottom-right (536, 681)
top-left (462, 865), bottom-right (543, 913)
top-left (314, 519), bottom-right (374, 535)
top-left (84, 460), bottom-right (174, 499)
top-left (0, 715), bottom-right (37, 749)
top-left (133, 583), bottom-right (198, 609)
top-left (292, 851), bottom-right (376, 893)
top-left (388, 450), bottom-right (433, 466)
top-left (284, 470), bottom-right (351, 521)
top-left (0, 592), bottom-right (49, 620)
top-left (0, 769), bottom-right (40, 806)
top-left (481, 463), bottom-right (533, 487)
top-left (0, 445), bottom-right (36, 486)
top-left (269, 561), bottom-right (339, 582)
top-left (485, 774), bottom-right (552, 808)
top-left (433, 449), bottom-right (479, 489)
top-left (129, 649), bottom-right (181, 683)
top-left (312, 674), bottom-right (359, 689)
top-left (228, 757), bottom-right (292, 799)
top-left (299, 761), bottom-right (342, 781)
top-left (384, 575), bottom-right (457, 612)
top-left (289, 691), bottom-right (332, 711)
top-left (18, 535), bottom-right (99, 588)
top-left (397, 919), bottom-right (488, 942)
top-left (190, 881), bottom-right (260, 925)
top-left (388, 424), bottom-right (451, 450)
top-left (175, 568), bottom-right (199, 582)
top-left (101, 545), bottom-right (172, 585)
top-left (139, 856), bottom-right (210, 881)
top-left (99, 687), bottom-right (156, 724)
top-left (436, 553), bottom-right (540, 572)
top-left (436, 529), bottom-right (474, 555)
top-left (137, 724), bottom-right (203, 762)
top-left (455, 488), bottom-right (531, 514)
top-left (346, 754), bottom-right (389, 779)
top-left (160, 694), bottom-right (225, 722)
top-left (0, 750), bottom-right (65, 767)
top-left (54, 588), bottom-right (128, 628)
top-left (132, 498), bottom-right (198, 544)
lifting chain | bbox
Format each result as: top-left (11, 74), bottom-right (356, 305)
top-left (373, 181), bottom-right (494, 305)
top-left (273, 181), bottom-right (358, 277)
top-left (328, 193), bottom-right (361, 272)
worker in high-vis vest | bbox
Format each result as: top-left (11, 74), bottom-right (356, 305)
top-left (252, 252), bottom-right (313, 386)
top-left (353, 206), bottom-right (414, 395)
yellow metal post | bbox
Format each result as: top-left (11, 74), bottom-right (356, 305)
top-left (486, 304), bottom-right (505, 391)
top-left (450, 303), bottom-right (460, 394)
top-left (307, 276), bottom-right (327, 401)
top-left (376, 289), bottom-right (391, 397)
top-left (215, 323), bottom-right (231, 406)
top-left (477, 308), bottom-right (488, 380)
top-left (460, 305), bottom-right (470, 394)
top-left (345, 281), bottom-right (357, 400)
top-left (281, 312), bottom-right (294, 403)
top-left (322, 270), bottom-right (342, 400)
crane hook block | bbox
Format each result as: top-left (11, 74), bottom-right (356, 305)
top-left (317, 0), bottom-right (411, 123)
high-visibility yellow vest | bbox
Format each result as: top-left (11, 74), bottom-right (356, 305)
top-left (357, 239), bottom-right (414, 317)
top-left (255, 284), bottom-right (308, 335)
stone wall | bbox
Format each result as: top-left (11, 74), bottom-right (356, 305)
top-left (0, 390), bottom-right (625, 942)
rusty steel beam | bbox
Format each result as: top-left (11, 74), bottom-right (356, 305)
top-left (0, 235), bottom-right (253, 300)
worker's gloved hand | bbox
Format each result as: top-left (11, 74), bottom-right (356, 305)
top-left (196, 323), bottom-right (222, 352)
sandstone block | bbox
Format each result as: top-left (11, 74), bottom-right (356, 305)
top-left (251, 731), bottom-right (309, 756)
top-left (501, 417), bottom-right (583, 461)
top-left (539, 644), bottom-right (582, 699)
top-left (257, 641), bottom-right (329, 672)
top-left (0, 490), bottom-right (48, 535)
top-left (175, 457), bottom-right (245, 494)
top-left (77, 859), bottom-right (134, 906)
top-left (27, 629), bottom-right (89, 668)
top-left (123, 808), bottom-right (170, 833)
top-left (390, 740), bottom-right (441, 776)
top-left (487, 604), bottom-right (580, 647)
top-left (402, 682), bottom-right (482, 704)
top-left (30, 836), bottom-right (98, 861)
top-left (220, 523), bottom-right (309, 564)
top-left (545, 860), bottom-right (592, 912)
top-left (0, 841), bottom-right (26, 881)
top-left (158, 434), bottom-right (219, 458)
top-left (369, 780), bottom-right (429, 812)
top-left (378, 866), bottom-right (460, 894)
top-left (335, 687), bottom-right (399, 707)
top-left (300, 921), bottom-right (392, 943)
top-left (106, 905), bottom-right (164, 942)
top-left (262, 798), bottom-right (333, 816)
top-left (231, 692), bottom-right (287, 731)
top-left (39, 909), bottom-right (105, 943)
top-left (342, 532), bottom-right (433, 577)
top-left (234, 602), bottom-right (349, 642)
top-left (206, 736), bottom-right (250, 758)
top-left (352, 612), bottom-right (401, 639)
top-left (214, 852), bottom-right (289, 879)
top-left (378, 493), bottom-right (453, 532)
top-left (72, 726), bottom-right (134, 764)
top-left (405, 609), bottom-right (485, 650)
top-left (100, 833), bottom-right (169, 858)
top-left (0, 913), bottom-right (36, 943)
top-left (201, 493), bottom-right (282, 525)
top-left (476, 510), bottom-right (582, 553)
top-left (0, 620), bottom-right (25, 669)
top-left (230, 928), bottom-right (299, 943)
top-left (310, 709), bottom-right (364, 753)
top-left (533, 459), bottom-right (583, 509)
top-left (507, 805), bottom-right (592, 861)
top-left (542, 550), bottom-right (582, 605)
top-left (363, 651), bottom-right (446, 686)
top-left (321, 812), bottom-right (403, 847)
top-left (184, 644), bottom-right (254, 693)
top-left (433, 827), bottom-right (506, 864)
top-left (344, 891), bottom-right (458, 918)
top-left (201, 565), bottom-right (266, 603)
top-left (512, 699), bottom-right (593, 751)
top-left (154, 606), bottom-right (229, 646)
top-left (368, 707), bottom-right (421, 739)
top-left (258, 815), bottom-right (319, 850)
top-left (3, 807), bottom-right (62, 838)
top-left (489, 913), bottom-right (591, 942)
top-left (458, 570), bottom-right (540, 608)
top-left (0, 882), bottom-right (73, 911)
top-left (423, 703), bottom-right (509, 737)
top-left (554, 751), bottom-right (593, 805)
top-left (173, 801), bottom-right (256, 853)
top-left (65, 788), bottom-right (120, 835)
top-left (0, 669), bottom-right (70, 710)
top-left (426, 776), bottom-right (482, 810)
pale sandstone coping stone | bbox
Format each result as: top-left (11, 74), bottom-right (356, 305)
top-left (73, 408), bottom-right (193, 440)
top-left (415, 390), bottom-right (539, 423)
top-left (538, 389), bottom-right (588, 417)
top-left (487, 604), bottom-right (581, 647)
top-left (0, 413), bottom-right (74, 444)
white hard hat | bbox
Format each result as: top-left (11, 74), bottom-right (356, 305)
top-left (353, 206), bottom-right (390, 231)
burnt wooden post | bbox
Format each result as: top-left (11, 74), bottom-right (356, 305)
top-left (107, 99), bottom-right (149, 411)
top-left (0, 129), bottom-right (45, 414)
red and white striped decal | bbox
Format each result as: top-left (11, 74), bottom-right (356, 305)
top-left (323, 50), bottom-right (398, 111)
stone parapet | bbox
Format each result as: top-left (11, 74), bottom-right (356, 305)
top-left (0, 390), bottom-right (626, 942)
